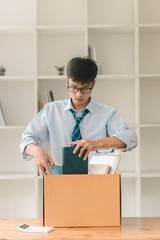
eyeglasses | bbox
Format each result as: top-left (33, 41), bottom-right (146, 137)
top-left (67, 81), bottom-right (93, 94)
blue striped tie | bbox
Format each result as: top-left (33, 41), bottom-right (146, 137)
top-left (69, 109), bottom-right (89, 142)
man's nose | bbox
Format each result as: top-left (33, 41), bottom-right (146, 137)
top-left (76, 89), bottom-right (83, 97)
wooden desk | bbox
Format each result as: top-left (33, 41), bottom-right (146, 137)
top-left (0, 218), bottom-right (160, 240)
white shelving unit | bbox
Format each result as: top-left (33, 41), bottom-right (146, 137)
top-left (0, 0), bottom-right (160, 218)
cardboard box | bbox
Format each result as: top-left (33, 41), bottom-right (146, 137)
top-left (43, 174), bottom-right (121, 227)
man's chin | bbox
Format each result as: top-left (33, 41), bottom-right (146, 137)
top-left (72, 97), bottom-right (89, 110)
top-left (75, 98), bottom-right (83, 103)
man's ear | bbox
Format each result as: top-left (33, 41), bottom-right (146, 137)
top-left (66, 77), bottom-right (68, 85)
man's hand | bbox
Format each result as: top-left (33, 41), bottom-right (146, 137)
top-left (68, 137), bottom-right (126, 160)
top-left (24, 144), bottom-right (55, 175)
top-left (34, 148), bottom-right (55, 175)
top-left (68, 139), bottom-right (99, 160)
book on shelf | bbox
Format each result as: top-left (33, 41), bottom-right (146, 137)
top-left (49, 91), bottom-right (54, 102)
top-left (88, 45), bottom-right (102, 74)
top-left (39, 90), bottom-right (54, 111)
top-left (0, 102), bottom-right (6, 126)
top-left (88, 45), bottom-right (97, 61)
top-left (44, 90), bottom-right (54, 103)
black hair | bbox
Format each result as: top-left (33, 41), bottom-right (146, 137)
top-left (67, 57), bottom-right (98, 84)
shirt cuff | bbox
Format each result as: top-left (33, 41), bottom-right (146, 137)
top-left (112, 132), bottom-right (138, 152)
top-left (20, 138), bottom-right (38, 160)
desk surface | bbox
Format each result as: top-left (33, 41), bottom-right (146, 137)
top-left (0, 218), bottom-right (160, 240)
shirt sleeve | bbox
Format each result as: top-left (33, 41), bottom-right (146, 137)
top-left (19, 104), bottom-right (50, 159)
top-left (107, 109), bottom-right (138, 151)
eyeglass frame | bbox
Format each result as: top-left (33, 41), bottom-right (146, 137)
top-left (67, 80), bottom-right (94, 94)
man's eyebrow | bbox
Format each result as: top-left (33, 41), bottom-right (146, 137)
top-left (69, 83), bottom-right (91, 88)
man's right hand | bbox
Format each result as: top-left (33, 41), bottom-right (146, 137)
top-left (34, 148), bottom-right (55, 175)
top-left (24, 144), bottom-right (55, 175)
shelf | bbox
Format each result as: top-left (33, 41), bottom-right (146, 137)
top-left (139, 25), bottom-right (160, 33)
top-left (0, 76), bottom-right (34, 81)
top-left (120, 173), bottom-right (138, 178)
top-left (37, 75), bottom-right (66, 80)
top-left (140, 74), bottom-right (160, 79)
top-left (37, 26), bottom-right (85, 35)
top-left (37, 74), bottom-right (136, 81)
top-left (22, 173), bottom-right (160, 179)
top-left (37, 74), bottom-right (136, 80)
top-left (88, 25), bottom-right (135, 34)
top-left (140, 124), bottom-right (160, 128)
top-left (141, 173), bottom-right (160, 178)
top-left (0, 126), bottom-right (26, 130)
top-left (38, 173), bottom-right (139, 179)
top-left (0, 173), bottom-right (35, 180)
top-left (97, 74), bottom-right (135, 80)
top-left (0, 26), bottom-right (34, 35)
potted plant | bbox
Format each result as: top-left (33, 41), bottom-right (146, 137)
top-left (55, 66), bottom-right (65, 75)
top-left (0, 65), bottom-right (6, 76)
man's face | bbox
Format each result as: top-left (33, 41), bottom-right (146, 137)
top-left (67, 78), bottom-right (96, 110)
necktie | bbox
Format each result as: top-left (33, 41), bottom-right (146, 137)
top-left (69, 109), bottom-right (89, 142)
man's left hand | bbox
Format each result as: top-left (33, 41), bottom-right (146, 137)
top-left (68, 139), bottom-right (99, 160)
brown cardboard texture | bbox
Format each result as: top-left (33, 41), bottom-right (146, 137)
top-left (43, 174), bottom-right (121, 227)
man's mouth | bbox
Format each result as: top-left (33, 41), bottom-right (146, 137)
top-left (75, 98), bottom-right (83, 102)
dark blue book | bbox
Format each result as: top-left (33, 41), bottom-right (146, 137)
top-left (62, 146), bottom-right (88, 174)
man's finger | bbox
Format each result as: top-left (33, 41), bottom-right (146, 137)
top-left (44, 164), bottom-right (52, 175)
top-left (68, 140), bottom-right (80, 146)
top-left (48, 157), bottom-right (55, 169)
top-left (73, 141), bottom-right (84, 154)
top-left (78, 145), bottom-right (87, 157)
top-left (83, 149), bottom-right (90, 161)
top-left (39, 165), bottom-right (45, 175)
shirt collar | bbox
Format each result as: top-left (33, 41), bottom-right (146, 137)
top-left (64, 98), bottom-right (94, 114)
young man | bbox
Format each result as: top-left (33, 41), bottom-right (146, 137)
top-left (20, 57), bottom-right (138, 175)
